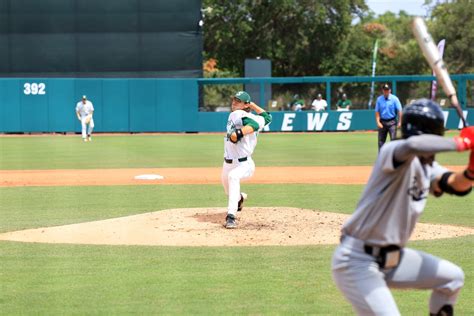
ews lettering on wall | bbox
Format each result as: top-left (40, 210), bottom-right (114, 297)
top-left (266, 112), bottom-right (355, 132)
top-left (261, 111), bottom-right (468, 132)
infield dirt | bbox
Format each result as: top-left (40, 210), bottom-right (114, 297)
top-left (0, 165), bottom-right (472, 246)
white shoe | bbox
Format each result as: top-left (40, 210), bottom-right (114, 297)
top-left (83, 138), bottom-right (88, 142)
top-left (88, 136), bottom-right (92, 142)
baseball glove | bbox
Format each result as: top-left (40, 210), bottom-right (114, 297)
top-left (229, 128), bottom-right (243, 143)
top-left (84, 115), bottom-right (92, 124)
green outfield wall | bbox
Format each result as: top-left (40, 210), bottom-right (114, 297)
top-left (0, 75), bottom-right (472, 133)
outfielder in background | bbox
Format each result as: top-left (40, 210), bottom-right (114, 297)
top-left (375, 83), bottom-right (403, 151)
top-left (332, 99), bottom-right (474, 316)
top-left (76, 95), bottom-right (94, 142)
top-left (222, 91), bottom-right (272, 229)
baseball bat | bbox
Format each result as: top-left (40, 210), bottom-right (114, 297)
top-left (412, 17), bottom-right (468, 128)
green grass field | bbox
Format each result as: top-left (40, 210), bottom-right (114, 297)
top-left (0, 132), bottom-right (473, 315)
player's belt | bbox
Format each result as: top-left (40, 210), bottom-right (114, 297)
top-left (380, 117), bottom-right (396, 121)
top-left (340, 235), bottom-right (401, 269)
top-left (224, 157), bottom-right (248, 164)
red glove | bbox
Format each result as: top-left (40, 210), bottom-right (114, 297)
top-left (454, 126), bottom-right (474, 151)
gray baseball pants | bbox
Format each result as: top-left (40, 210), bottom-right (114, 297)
top-left (378, 119), bottom-right (397, 151)
top-left (332, 235), bottom-right (464, 315)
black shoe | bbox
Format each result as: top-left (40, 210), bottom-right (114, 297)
top-left (430, 305), bottom-right (453, 316)
top-left (225, 214), bottom-right (237, 229)
top-left (237, 192), bottom-right (247, 212)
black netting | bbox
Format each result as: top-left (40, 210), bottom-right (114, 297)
top-left (0, 0), bottom-right (202, 77)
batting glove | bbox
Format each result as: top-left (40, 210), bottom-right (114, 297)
top-left (454, 126), bottom-right (474, 151)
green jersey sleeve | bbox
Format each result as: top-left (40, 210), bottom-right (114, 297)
top-left (259, 112), bottom-right (272, 126)
top-left (242, 117), bottom-right (260, 131)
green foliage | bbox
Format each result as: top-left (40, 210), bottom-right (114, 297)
top-left (202, 63), bottom-right (242, 111)
top-left (324, 11), bottom-right (428, 79)
top-left (202, 0), bottom-right (472, 84)
top-left (320, 23), bottom-right (373, 76)
top-left (431, 0), bottom-right (474, 73)
top-left (202, 0), bottom-right (367, 77)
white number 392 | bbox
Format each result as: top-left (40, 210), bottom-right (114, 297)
top-left (24, 83), bottom-right (46, 95)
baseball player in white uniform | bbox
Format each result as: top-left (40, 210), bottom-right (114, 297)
top-left (76, 95), bottom-right (94, 142)
top-left (223, 91), bottom-right (272, 229)
top-left (311, 93), bottom-right (327, 111)
top-left (332, 99), bottom-right (474, 315)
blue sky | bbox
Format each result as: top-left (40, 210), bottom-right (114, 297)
top-left (366, 0), bottom-right (432, 16)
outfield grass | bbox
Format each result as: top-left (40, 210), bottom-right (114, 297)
top-left (0, 131), bottom-right (469, 169)
top-left (0, 132), bottom-right (473, 314)
top-left (1, 238), bottom-right (473, 315)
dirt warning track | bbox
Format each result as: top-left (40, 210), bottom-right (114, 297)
top-left (1, 165), bottom-right (465, 187)
top-left (0, 166), bottom-right (376, 187)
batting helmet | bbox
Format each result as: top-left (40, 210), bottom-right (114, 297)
top-left (401, 99), bottom-right (445, 138)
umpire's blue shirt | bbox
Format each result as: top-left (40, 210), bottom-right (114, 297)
top-left (375, 94), bottom-right (402, 120)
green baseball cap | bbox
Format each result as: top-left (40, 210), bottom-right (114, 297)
top-left (234, 91), bottom-right (251, 103)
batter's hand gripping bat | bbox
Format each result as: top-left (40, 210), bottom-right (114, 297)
top-left (412, 17), bottom-right (468, 128)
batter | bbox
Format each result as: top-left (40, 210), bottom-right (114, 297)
top-left (76, 95), bottom-right (94, 142)
top-left (222, 91), bottom-right (272, 229)
top-left (332, 99), bottom-right (474, 315)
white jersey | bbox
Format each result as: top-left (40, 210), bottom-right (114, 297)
top-left (76, 100), bottom-right (94, 117)
top-left (311, 99), bottom-right (327, 111)
top-left (224, 110), bottom-right (266, 159)
top-left (342, 140), bottom-right (448, 247)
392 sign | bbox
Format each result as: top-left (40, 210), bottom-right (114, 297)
top-left (23, 82), bottom-right (46, 95)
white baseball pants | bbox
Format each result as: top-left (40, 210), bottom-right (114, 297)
top-left (221, 157), bottom-right (255, 216)
top-left (80, 116), bottom-right (94, 139)
top-left (332, 235), bottom-right (464, 315)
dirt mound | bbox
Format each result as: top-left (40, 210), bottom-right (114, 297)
top-left (0, 207), bottom-right (472, 247)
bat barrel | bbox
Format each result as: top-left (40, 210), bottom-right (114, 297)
top-left (412, 17), bottom-right (467, 128)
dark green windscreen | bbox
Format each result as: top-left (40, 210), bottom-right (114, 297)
top-left (0, 0), bottom-right (202, 77)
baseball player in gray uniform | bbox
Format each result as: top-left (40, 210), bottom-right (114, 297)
top-left (76, 95), bottom-right (94, 142)
top-left (332, 99), bottom-right (474, 315)
top-left (223, 91), bottom-right (272, 229)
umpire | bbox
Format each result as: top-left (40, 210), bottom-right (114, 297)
top-left (375, 83), bottom-right (402, 151)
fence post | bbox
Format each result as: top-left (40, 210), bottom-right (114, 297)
top-left (326, 81), bottom-right (331, 110)
top-left (259, 81), bottom-right (265, 108)
top-left (457, 75), bottom-right (467, 109)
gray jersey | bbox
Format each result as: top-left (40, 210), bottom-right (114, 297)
top-left (342, 140), bottom-right (447, 247)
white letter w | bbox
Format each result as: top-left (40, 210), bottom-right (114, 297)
top-left (307, 113), bottom-right (328, 131)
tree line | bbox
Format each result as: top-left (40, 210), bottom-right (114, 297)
top-left (201, 0), bottom-right (473, 109)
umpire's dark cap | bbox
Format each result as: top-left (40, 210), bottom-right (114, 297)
top-left (382, 83), bottom-right (390, 90)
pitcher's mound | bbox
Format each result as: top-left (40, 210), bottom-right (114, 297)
top-left (0, 207), bottom-right (473, 246)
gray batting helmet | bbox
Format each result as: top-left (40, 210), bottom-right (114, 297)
top-left (401, 99), bottom-right (445, 139)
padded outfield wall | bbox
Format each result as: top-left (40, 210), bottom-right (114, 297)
top-left (0, 76), bottom-right (472, 133)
